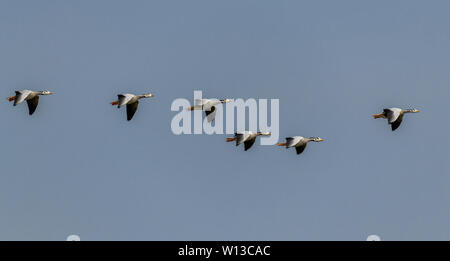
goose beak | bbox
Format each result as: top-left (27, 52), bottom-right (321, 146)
top-left (318, 138), bottom-right (324, 142)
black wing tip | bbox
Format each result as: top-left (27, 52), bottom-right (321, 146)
top-left (295, 146), bottom-right (306, 155)
top-left (391, 121), bottom-right (401, 131)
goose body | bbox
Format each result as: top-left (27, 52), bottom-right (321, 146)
top-left (187, 98), bottom-right (232, 122)
top-left (277, 136), bottom-right (324, 155)
top-left (226, 131), bottom-right (271, 151)
top-left (8, 90), bottom-right (53, 115)
top-left (373, 108), bottom-right (419, 131)
top-left (111, 93), bottom-right (154, 121)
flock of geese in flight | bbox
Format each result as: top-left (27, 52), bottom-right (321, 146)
top-left (7, 89), bottom-right (420, 156)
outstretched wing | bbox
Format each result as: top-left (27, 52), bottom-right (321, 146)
top-left (286, 136), bottom-right (303, 148)
top-left (205, 106), bottom-right (216, 122)
top-left (391, 117), bottom-right (403, 131)
top-left (236, 132), bottom-right (251, 145)
top-left (26, 96), bottom-right (39, 115)
top-left (244, 137), bottom-right (257, 151)
top-left (14, 90), bottom-right (31, 106)
top-left (126, 101), bottom-right (139, 121)
top-left (118, 94), bottom-right (133, 108)
top-left (295, 143), bottom-right (307, 155)
top-left (384, 108), bottom-right (401, 124)
top-left (235, 133), bottom-right (244, 146)
top-left (383, 108), bottom-right (404, 131)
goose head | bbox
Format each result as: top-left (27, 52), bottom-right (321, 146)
top-left (141, 93), bottom-right (154, 98)
top-left (40, 90), bottom-right (53, 95)
top-left (220, 99), bottom-right (232, 104)
top-left (309, 137), bottom-right (324, 142)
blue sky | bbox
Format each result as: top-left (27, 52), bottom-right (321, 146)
top-left (1, 0), bottom-right (450, 240)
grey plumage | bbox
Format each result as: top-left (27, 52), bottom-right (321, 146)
top-left (27, 96), bottom-right (39, 115)
top-left (278, 136), bottom-right (323, 156)
top-left (227, 131), bottom-right (271, 151)
top-left (375, 108), bottom-right (420, 131)
top-left (9, 90), bottom-right (53, 115)
top-left (127, 101), bottom-right (139, 121)
top-left (113, 93), bottom-right (154, 121)
top-left (190, 99), bottom-right (232, 122)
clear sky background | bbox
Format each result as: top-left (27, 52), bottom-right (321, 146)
top-left (1, 0), bottom-right (449, 240)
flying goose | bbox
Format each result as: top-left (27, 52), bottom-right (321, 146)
top-left (187, 98), bottom-right (232, 122)
top-left (7, 90), bottom-right (53, 115)
top-left (373, 108), bottom-right (419, 131)
top-left (277, 136), bottom-right (324, 155)
top-left (226, 131), bottom-right (271, 151)
top-left (111, 93), bottom-right (154, 121)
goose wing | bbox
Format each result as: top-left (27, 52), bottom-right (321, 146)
top-left (26, 95), bottom-right (39, 115)
top-left (235, 133), bottom-right (245, 146)
top-left (14, 90), bottom-right (31, 106)
top-left (196, 99), bottom-right (218, 111)
top-left (384, 108), bottom-right (401, 124)
top-left (286, 136), bottom-right (304, 148)
top-left (391, 116), bottom-right (404, 131)
top-left (244, 137), bottom-right (257, 151)
top-left (205, 106), bottom-right (216, 122)
top-left (295, 143), bottom-right (307, 155)
top-left (118, 94), bottom-right (134, 108)
top-left (126, 100), bottom-right (139, 121)
top-left (384, 108), bottom-right (403, 131)
top-left (236, 132), bottom-right (251, 145)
